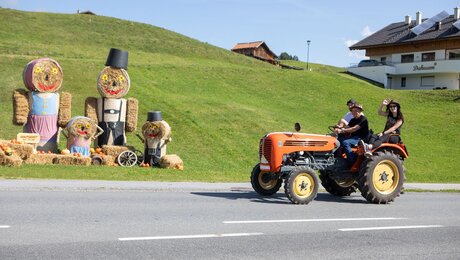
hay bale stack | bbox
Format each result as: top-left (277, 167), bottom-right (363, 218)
top-left (12, 89), bottom-right (29, 125)
top-left (126, 98), bottom-right (138, 132)
top-left (84, 97), bottom-right (98, 123)
top-left (58, 92), bottom-right (72, 127)
top-left (0, 154), bottom-right (22, 167)
top-left (10, 143), bottom-right (34, 160)
top-left (54, 154), bottom-right (91, 166)
top-left (159, 154), bottom-right (184, 170)
top-left (24, 153), bottom-right (56, 165)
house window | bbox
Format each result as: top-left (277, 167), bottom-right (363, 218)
top-left (448, 51), bottom-right (460, 60)
top-left (381, 57), bottom-right (387, 65)
top-left (401, 54), bottom-right (414, 63)
top-left (422, 52), bottom-right (435, 61)
top-left (401, 77), bottom-right (406, 87)
top-left (421, 76), bottom-right (435, 87)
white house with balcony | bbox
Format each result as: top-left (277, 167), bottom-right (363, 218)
top-left (348, 8), bottom-right (460, 90)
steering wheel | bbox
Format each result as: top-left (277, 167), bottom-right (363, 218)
top-left (328, 125), bottom-right (339, 132)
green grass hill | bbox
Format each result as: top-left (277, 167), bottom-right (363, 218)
top-left (0, 8), bottom-right (459, 183)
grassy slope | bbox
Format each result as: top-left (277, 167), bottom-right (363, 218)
top-left (0, 9), bottom-right (459, 183)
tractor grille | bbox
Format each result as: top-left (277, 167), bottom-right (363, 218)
top-left (284, 140), bottom-right (328, 147)
top-left (262, 139), bottom-right (272, 160)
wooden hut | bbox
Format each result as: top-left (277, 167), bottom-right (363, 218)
top-left (231, 41), bottom-right (278, 64)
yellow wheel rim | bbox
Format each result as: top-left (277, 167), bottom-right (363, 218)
top-left (373, 160), bottom-right (400, 194)
top-left (293, 173), bottom-right (314, 198)
top-left (258, 172), bottom-right (278, 190)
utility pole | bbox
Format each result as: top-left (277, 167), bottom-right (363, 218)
top-left (307, 40), bottom-right (311, 71)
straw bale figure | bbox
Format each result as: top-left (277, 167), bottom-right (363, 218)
top-left (85, 48), bottom-right (138, 147)
top-left (12, 58), bottom-right (71, 152)
top-left (63, 116), bottom-right (103, 157)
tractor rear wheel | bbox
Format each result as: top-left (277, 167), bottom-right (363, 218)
top-left (250, 164), bottom-right (282, 196)
top-left (319, 170), bottom-right (356, 197)
top-left (284, 166), bottom-right (318, 205)
top-left (358, 151), bottom-right (405, 204)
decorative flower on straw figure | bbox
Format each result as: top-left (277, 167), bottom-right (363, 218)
top-left (63, 116), bottom-right (103, 157)
top-left (85, 48), bottom-right (138, 147)
top-left (13, 58), bottom-right (71, 152)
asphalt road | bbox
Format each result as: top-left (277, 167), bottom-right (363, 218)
top-left (1, 190), bottom-right (459, 259)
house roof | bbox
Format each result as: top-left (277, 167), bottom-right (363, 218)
top-left (350, 15), bottom-right (460, 50)
top-left (231, 41), bottom-right (265, 50)
top-left (231, 41), bottom-right (278, 59)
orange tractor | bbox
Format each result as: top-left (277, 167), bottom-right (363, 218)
top-left (251, 123), bottom-right (408, 204)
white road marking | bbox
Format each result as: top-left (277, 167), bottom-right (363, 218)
top-left (223, 217), bottom-right (406, 224)
top-left (119, 232), bottom-right (263, 241)
top-left (0, 225), bottom-right (10, 228)
top-left (339, 225), bottom-right (444, 232)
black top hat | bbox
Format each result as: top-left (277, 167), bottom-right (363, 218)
top-left (147, 111), bottom-right (162, 122)
top-left (346, 99), bottom-right (357, 105)
top-left (105, 48), bottom-right (128, 69)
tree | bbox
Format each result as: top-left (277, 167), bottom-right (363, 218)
top-left (279, 52), bottom-right (298, 61)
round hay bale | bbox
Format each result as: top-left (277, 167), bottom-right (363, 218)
top-left (159, 154), bottom-right (183, 170)
top-left (23, 58), bottom-right (63, 92)
top-left (97, 67), bottom-right (130, 98)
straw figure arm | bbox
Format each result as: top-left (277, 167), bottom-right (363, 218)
top-left (84, 97), bottom-right (98, 123)
top-left (126, 97), bottom-right (138, 132)
top-left (58, 92), bottom-right (72, 128)
top-left (12, 89), bottom-right (30, 125)
top-left (91, 125), bottom-right (104, 140)
top-left (160, 121), bottom-right (172, 148)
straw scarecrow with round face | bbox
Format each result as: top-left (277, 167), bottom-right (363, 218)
top-left (138, 111), bottom-right (171, 166)
top-left (85, 48), bottom-right (138, 147)
top-left (65, 116), bottom-right (103, 157)
top-left (13, 58), bottom-right (71, 152)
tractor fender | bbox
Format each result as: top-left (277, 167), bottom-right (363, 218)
top-left (374, 143), bottom-right (408, 159)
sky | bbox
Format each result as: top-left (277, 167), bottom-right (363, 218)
top-left (1, 0), bottom-right (460, 67)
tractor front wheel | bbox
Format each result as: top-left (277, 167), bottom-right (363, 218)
top-left (284, 166), bottom-right (318, 205)
top-left (250, 164), bottom-right (282, 196)
top-left (358, 151), bottom-right (405, 204)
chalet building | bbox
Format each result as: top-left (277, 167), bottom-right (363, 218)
top-left (348, 8), bottom-right (460, 90)
top-left (231, 41), bottom-right (278, 64)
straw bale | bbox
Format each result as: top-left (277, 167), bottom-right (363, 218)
top-left (58, 92), bottom-right (72, 127)
top-left (0, 154), bottom-right (22, 167)
top-left (54, 154), bottom-right (91, 166)
top-left (102, 145), bottom-right (129, 157)
top-left (102, 155), bottom-right (116, 166)
top-left (24, 153), bottom-right (56, 165)
top-left (126, 97), bottom-right (138, 132)
top-left (10, 143), bottom-right (34, 160)
top-left (159, 154), bottom-right (184, 170)
top-left (12, 89), bottom-right (30, 125)
top-left (85, 97), bottom-right (98, 123)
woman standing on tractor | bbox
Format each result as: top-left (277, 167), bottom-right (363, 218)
top-left (363, 99), bottom-right (404, 156)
